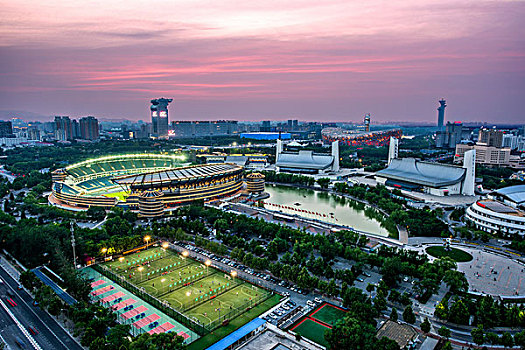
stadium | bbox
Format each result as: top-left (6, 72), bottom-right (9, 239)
top-left (49, 154), bottom-right (245, 217)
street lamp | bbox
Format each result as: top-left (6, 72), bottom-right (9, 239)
top-left (138, 266), bottom-right (144, 281)
top-left (182, 251), bottom-right (189, 259)
top-left (231, 270), bottom-right (237, 283)
top-left (161, 278), bottom-right (166, 293)
top-left (162, 242), bottom-right (169, 257)
top-left (205, 260), bottom-right (211, 276)
top-left (144, 235), bottom-right (151, 249)
top-left (101, 247), bottom-right (107, 260)
top-left (119, 257), bottom-right (125, 263)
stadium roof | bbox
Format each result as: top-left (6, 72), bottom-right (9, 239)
top-left (493, 185), bottom-right (525, 206)
top-left (376, 158), bottom-right (466, 188)
top-left (113, 163), bottom-right (243, 187)
top-left (206, 317), bottom-right (266, 350)
top-left (276, 151), bottom-right (334, 170)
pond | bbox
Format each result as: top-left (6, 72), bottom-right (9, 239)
top-left (263, 184), bottom-right (390, 237)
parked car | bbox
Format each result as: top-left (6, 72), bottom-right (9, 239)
top-left (314, 297), bottom-right (322, 303)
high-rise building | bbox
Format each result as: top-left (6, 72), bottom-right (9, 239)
top-left (436, 122), bottom-right (463, 148)
top-left (80, 116), bottom-right (99, 140)
top-left (478, 128), bottom-right (504, 148)
top-left (0, 121), bottom-right (13, 138)
top-left (54, 116), bottom-right (73, 141)
top-left (437, 99), bottom-right (446, 130)
top-left (150, 98), bottom-right (172, 138)
top-left (364, 113), bottom-right (371, 132)
top-left (72, 119), bottom-right (80, 139)
top-left (261, 121), bottom-right (272, 132)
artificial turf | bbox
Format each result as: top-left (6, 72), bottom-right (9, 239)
top-left (187, 294), bottom-right (282, 350)
top-left (310, 304), bottom-right (347, 326)
top-left (103, 247), bottom-right (273, 329)
top-left (292, 318), bottom-right (331, 347)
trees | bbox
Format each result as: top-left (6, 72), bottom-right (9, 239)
top-left (437, 326), bottom-right (451, 339)
top-left (325, 316), bottom-right (381, 350)
top-left (390, 307), bottom-right (398, 322)
top-left (316, 178), bottom-right (331, 189)
top-left (420, 318), bottom-right (431, 333)
top-left (366, 283), bottom-right (375, 298)
top-left (448, 299), bottom-right (470, 325)
top-left (380, 256), bottom-right (402, 287)
top-left (443, 270), bottom-right (468, 293)
top-left (402, 305), bottom-right (416, 324)
top-left (471, 324), bottom-right (485, 346)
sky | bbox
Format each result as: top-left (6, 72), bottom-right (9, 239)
top-left (0, 0), bottom-right (524, 123)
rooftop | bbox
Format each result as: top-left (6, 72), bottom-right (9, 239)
top-left (376, 320), bottom-right (417, 348)
top-left (276, 151), bottom-right (334, 170)
top-left (494, 185), bottom-right (525, 205)
top-left (206, 317), bottom-right (266, 350)
top-left (376, 158), bottom-right (466, 188)
top-left (113, 163), bottom-right (243, 186)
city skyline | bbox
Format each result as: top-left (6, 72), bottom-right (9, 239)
top-left (1, 0), bottom-right (524, 123)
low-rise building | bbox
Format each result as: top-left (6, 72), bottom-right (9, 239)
top-left (455, 143), bottom-right (511, 167)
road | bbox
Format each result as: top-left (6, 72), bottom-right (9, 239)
top-left (0, 265), bottom-right (83, 350)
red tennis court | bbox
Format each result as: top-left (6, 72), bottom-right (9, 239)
top-left (148, 322), bottom-right (175, 334)
top-left (101, 291), bottom-right (125, 303)
top-left (113, 298), bottom-right (136, 311)
top-left (177, 331), bottom-right (190, 340)
top-left (92, 285), bottom-right (114, 296)
top-left (122, 305), bottom-right (148, 320)
top-left (90, 280), bottom-right (106, 288)
top-left (133, 314), bottom-right (161, 329)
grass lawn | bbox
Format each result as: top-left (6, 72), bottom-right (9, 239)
top-left (292, 318), bottom-right (331, 347)
top-left (310, 304), bottom-right (347, 326)
top-left (426, 246), bottom-right (473, 262)
top-left (187, 294), bottom-right (281, 350)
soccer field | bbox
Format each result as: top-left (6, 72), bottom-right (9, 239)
top-left (102, 246), bottom-right (273, 328)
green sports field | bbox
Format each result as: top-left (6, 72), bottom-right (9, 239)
top-left (103, 246), bottom-right (272, 328)
top-left (310, 304), bottom-right (347, 326)
top-left (292, 318), bottom-right (330, 347)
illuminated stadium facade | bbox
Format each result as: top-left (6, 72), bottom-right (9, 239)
top-left (322, 127), bottom-right (402, 147)
top-left (49, 154), bottom-right (244, 217)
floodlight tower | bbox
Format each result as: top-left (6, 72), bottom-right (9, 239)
top-left (70, 220), bottom-right (77, 268)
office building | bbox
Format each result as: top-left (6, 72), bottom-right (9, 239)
top-left (455, 144), bottom-right (511, 167)
top-left (150, 98), bottom-right (172, 138)
top-left (79, 116), bottom-right (99, 140)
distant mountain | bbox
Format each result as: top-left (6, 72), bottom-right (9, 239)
top-left (0, 110), bottom-right (51, 122)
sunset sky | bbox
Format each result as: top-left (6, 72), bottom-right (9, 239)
top-left (1, 0), bottom-right (524, 123)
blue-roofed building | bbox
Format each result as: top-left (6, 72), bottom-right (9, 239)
top-left (241, 132), bottom-right (291, 140)
top-left (32, 267), bottom-right (77, 305)
top-left (206, 318), bottom-right (266, 350)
